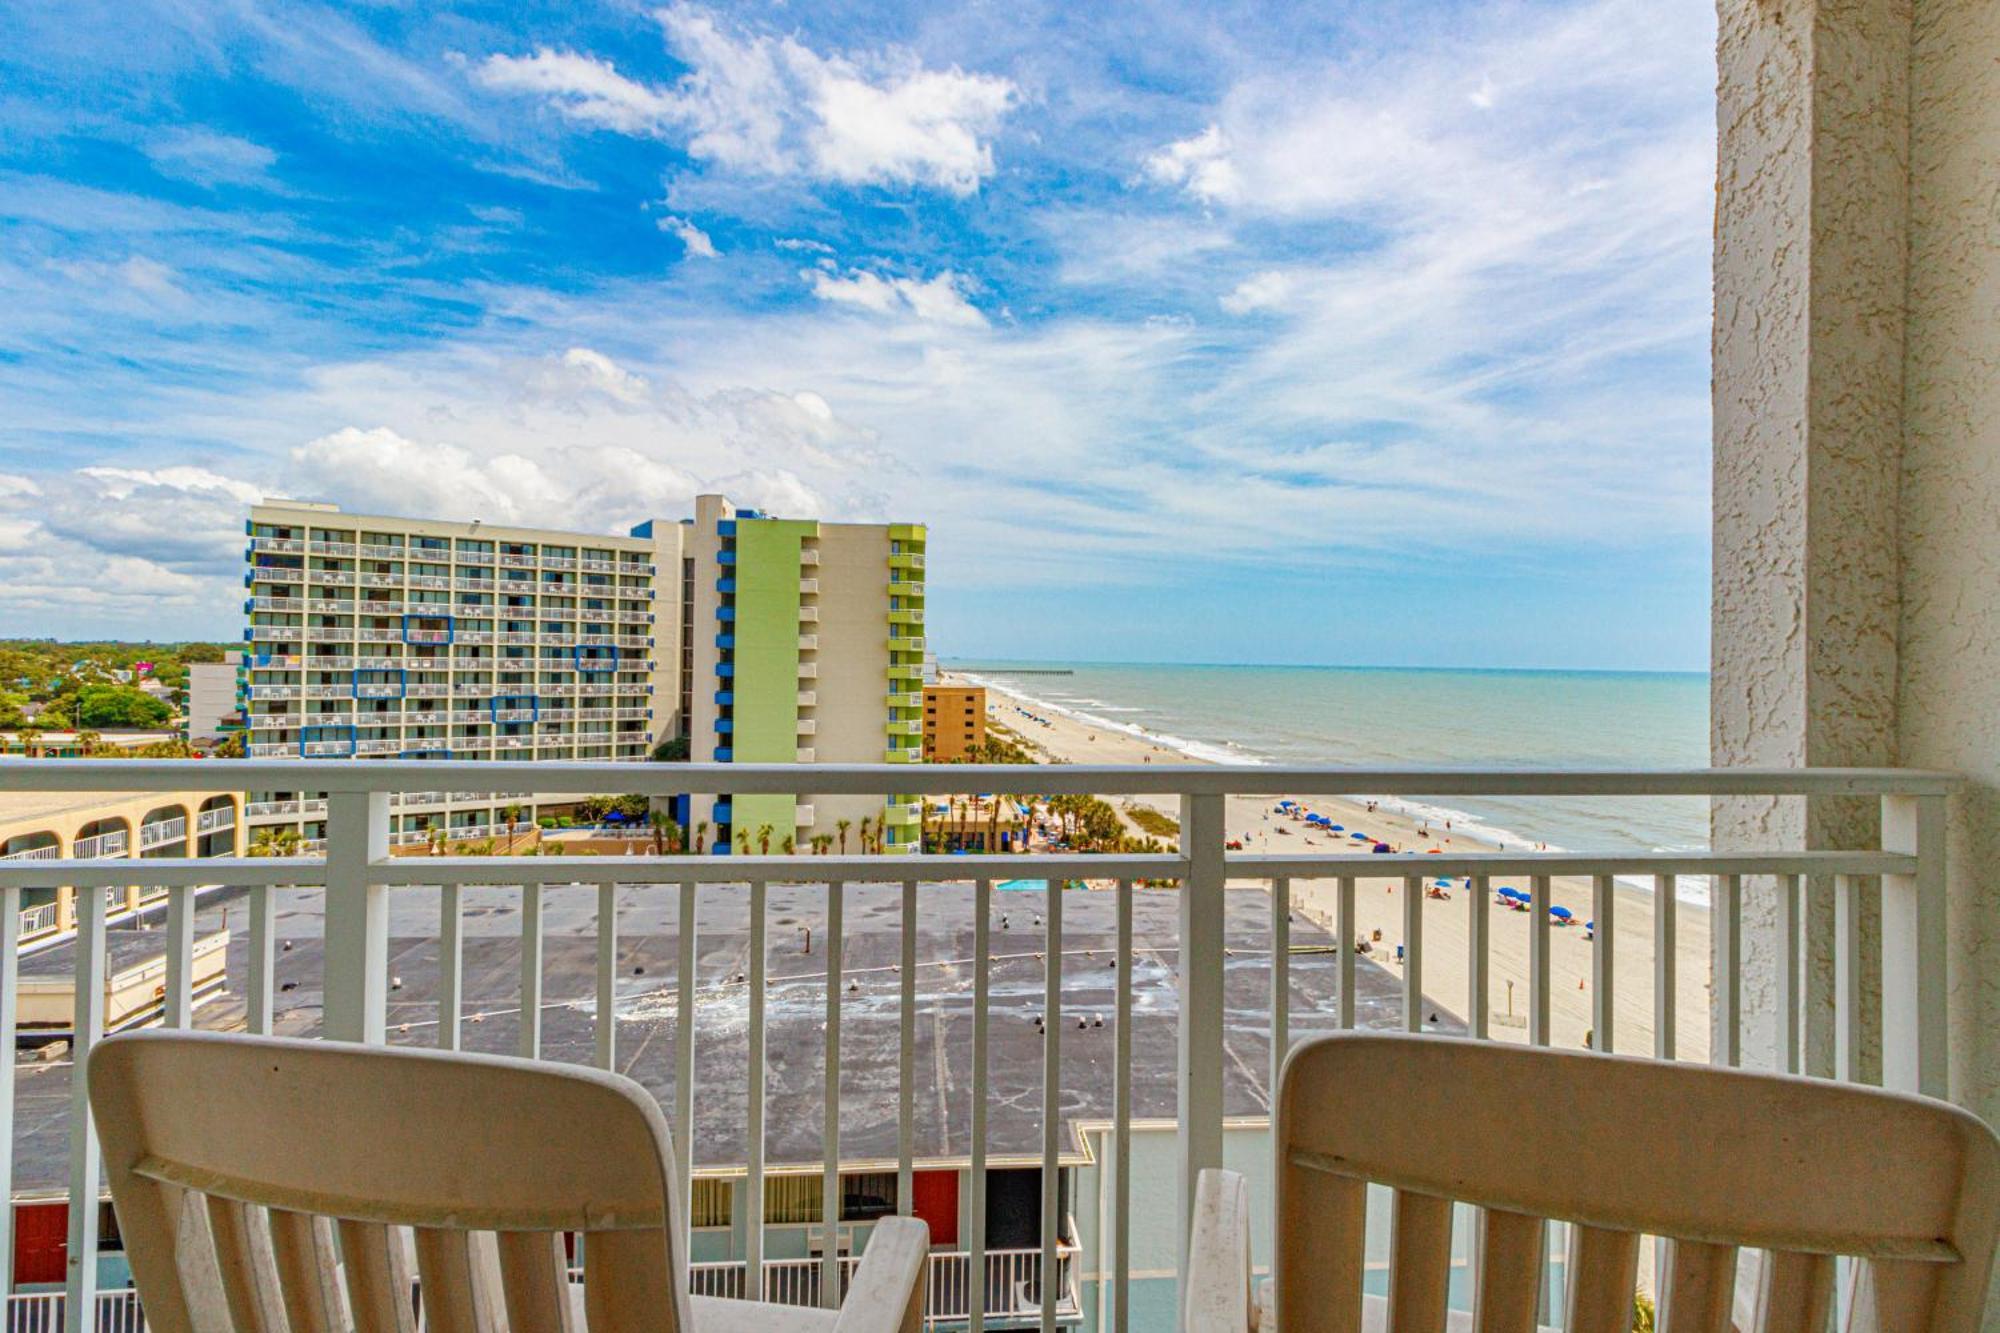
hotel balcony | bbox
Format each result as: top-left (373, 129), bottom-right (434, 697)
top-left (0, 758), bottom-right (1971, 1331)
top-left (38, 19), bottom-right (2000, 1317)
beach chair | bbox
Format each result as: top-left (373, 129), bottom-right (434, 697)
top-left (1184, 1033), bottom-right (1999, 1332)
top-left (88, 1030), bottom-right (930, 1333)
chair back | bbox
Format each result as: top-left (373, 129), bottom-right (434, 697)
top-left (88, 1030), bottom-right (695, 1333)
top-left (1274, 1034), bottom-right (2000, 1333)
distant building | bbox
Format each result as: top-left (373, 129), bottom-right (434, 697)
top-left (922, 683), bottom-right (986, 762)
top-left (184, 654), bottom-right (243, 742)
top-left (240, 499), bottom-right (671, 847)
top-left (239, 495), bottom-right (927, 853)
top-left (681, 494), bottom-right (928, 853)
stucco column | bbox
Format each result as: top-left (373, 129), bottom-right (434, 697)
top-left (1899, 0), bottom-right (2000, 1131)
top-left (1712, 0), bottom-right (1910, 1078)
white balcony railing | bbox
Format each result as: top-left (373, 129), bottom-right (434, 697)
top-left (136, 816), bottom-right (186, 848)
top-left (684, 1245), bottom-right (1080, 1323)
top-left (0, 760), bottom-right (1958, 1333)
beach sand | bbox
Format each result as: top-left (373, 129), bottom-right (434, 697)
top-left (966, 677), bottom-right (1714, 1061)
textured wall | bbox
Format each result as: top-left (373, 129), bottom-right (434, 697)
top-left (1901, 0), bottom-right (2000, 1127)
top-left (1714, 0), bottom-right (1999, 1128)
top-left (1711, 0), bottom-right (1910, 1075)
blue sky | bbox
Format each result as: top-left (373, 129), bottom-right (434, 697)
top-left (0, 0), bottom-right (1717, 669)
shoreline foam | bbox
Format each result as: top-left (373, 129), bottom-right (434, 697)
top-left (965, 667), bottom-right (1716, 908)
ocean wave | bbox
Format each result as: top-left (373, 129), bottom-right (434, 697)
top-left (963, 672), bottom-right (1267, 767)
top-left (960, 671), bottom-right (1713, 908)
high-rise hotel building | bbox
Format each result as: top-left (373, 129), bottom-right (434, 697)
top-left (240, 495), bottom-right (926, 852)
top-left (679, 494), bottom-right (927, 852)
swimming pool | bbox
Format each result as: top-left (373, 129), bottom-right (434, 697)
top-left (997, 878), bottom-right (1047, 892)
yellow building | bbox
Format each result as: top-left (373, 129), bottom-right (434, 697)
top-left (922, 684), bottom-right (986, 762)
top-left (0, 788), bottom-right (243, 943)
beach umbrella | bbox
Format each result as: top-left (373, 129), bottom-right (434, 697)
top-left (1435, 877), bottom-right (1453, 886)
top-left (1497, 886), bottom-right (1521, 900)
top-left (1329, 824), bottom-right (1343, 831)
top-left (1349, 832), bottom-right (1368, 841)
top-left (1550, 906), bottom-right (1574, 922)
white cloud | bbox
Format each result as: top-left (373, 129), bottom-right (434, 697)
top-left (0, 466), bottom-right (261, 622)
top-left (142, 129), bottom-right (279, 188)
top-left (1219, 270), bottom-right (1293, 315)
top-left (474, 49), bottom-right (678, 135)
top-left (805, 268), bottom-right (986, 327)
top-left (1141, 124), bottom-right (1238, 203)
top-left (543, 346), bottom-right (651, 404)
top-left (475, 4), bottom-right (1017, 195)
top-left (657, 214), bottom-right (719, 258)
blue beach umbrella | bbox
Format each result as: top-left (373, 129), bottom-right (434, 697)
top-left (1497, 886), bottom-right (1521, 900)
top-left (1329, 824), bottom-right (1344, 831)
top-left (1550, 905), bottom-right (1574, 922)
top-left (1349, 832), bottom-right (1369, 841)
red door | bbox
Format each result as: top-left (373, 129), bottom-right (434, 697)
top-left (15, 1201), bottom-right (66, 1284)
top-left (911, 1169), bottom-right (958, 1248)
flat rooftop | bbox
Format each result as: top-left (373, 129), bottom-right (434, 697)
top-left (9, 881), bottom-right (1457, 1195)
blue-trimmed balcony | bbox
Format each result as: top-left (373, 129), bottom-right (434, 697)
top-left (713, 746), bottom-right (733, 762)
top-left (717, 663), bottom-right (734, 677)
top-left (714, 690), bottom-right (734, 706)
top-left (718, 550), bottom-right (736, 566)
top-left (717, 606), bottom-right (735, 622)
top-left (715, 718), bottom-right (733, 734)
top-left (717, 577), bottom-right (736, 594)
top-left (716, 634), bottom-right (735, 650)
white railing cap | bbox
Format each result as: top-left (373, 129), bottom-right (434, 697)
top-left (0, 759), bottom-right (1960, 798)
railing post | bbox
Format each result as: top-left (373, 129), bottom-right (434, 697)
top-left (1880, 793), bottom-right (1948, 1097)
top-left (65, 882), bottom-right (105, 1333)
top-left (323, 790), bottom-right (390, 1044)
top-left (0, 883), bottom-right (17, 1290)
top-left (1177, 791), bottom-right (1225, 1323)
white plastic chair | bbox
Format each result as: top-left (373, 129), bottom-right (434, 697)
top-left (88, 1030), bottom-right (929, 1333)
top-left (1185, 1033), bottom-right (1999, 1333)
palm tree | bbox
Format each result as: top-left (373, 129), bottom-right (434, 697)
top-left (502, 802), bottom-right (523, 854)
top-left (836, 819), bottom-right (851, 855)
top-left (857, 815), bottom-right (873, 857)
top-left (780, 834), bottom-right (795, 856)
top-left (695, 820), bottom-right (709, 856)
top-left (736, 828), bottom-right (751, 855)
top-left (756, 824), bottom-right (773, 857)
top-left (648, 809), bottom-right (670, 855)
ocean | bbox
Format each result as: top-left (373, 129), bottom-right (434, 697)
top-left (951, 661), bottom-right (1710, 859)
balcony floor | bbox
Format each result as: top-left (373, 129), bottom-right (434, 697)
top-left (9, 882), bottom-right (1453, 1194)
